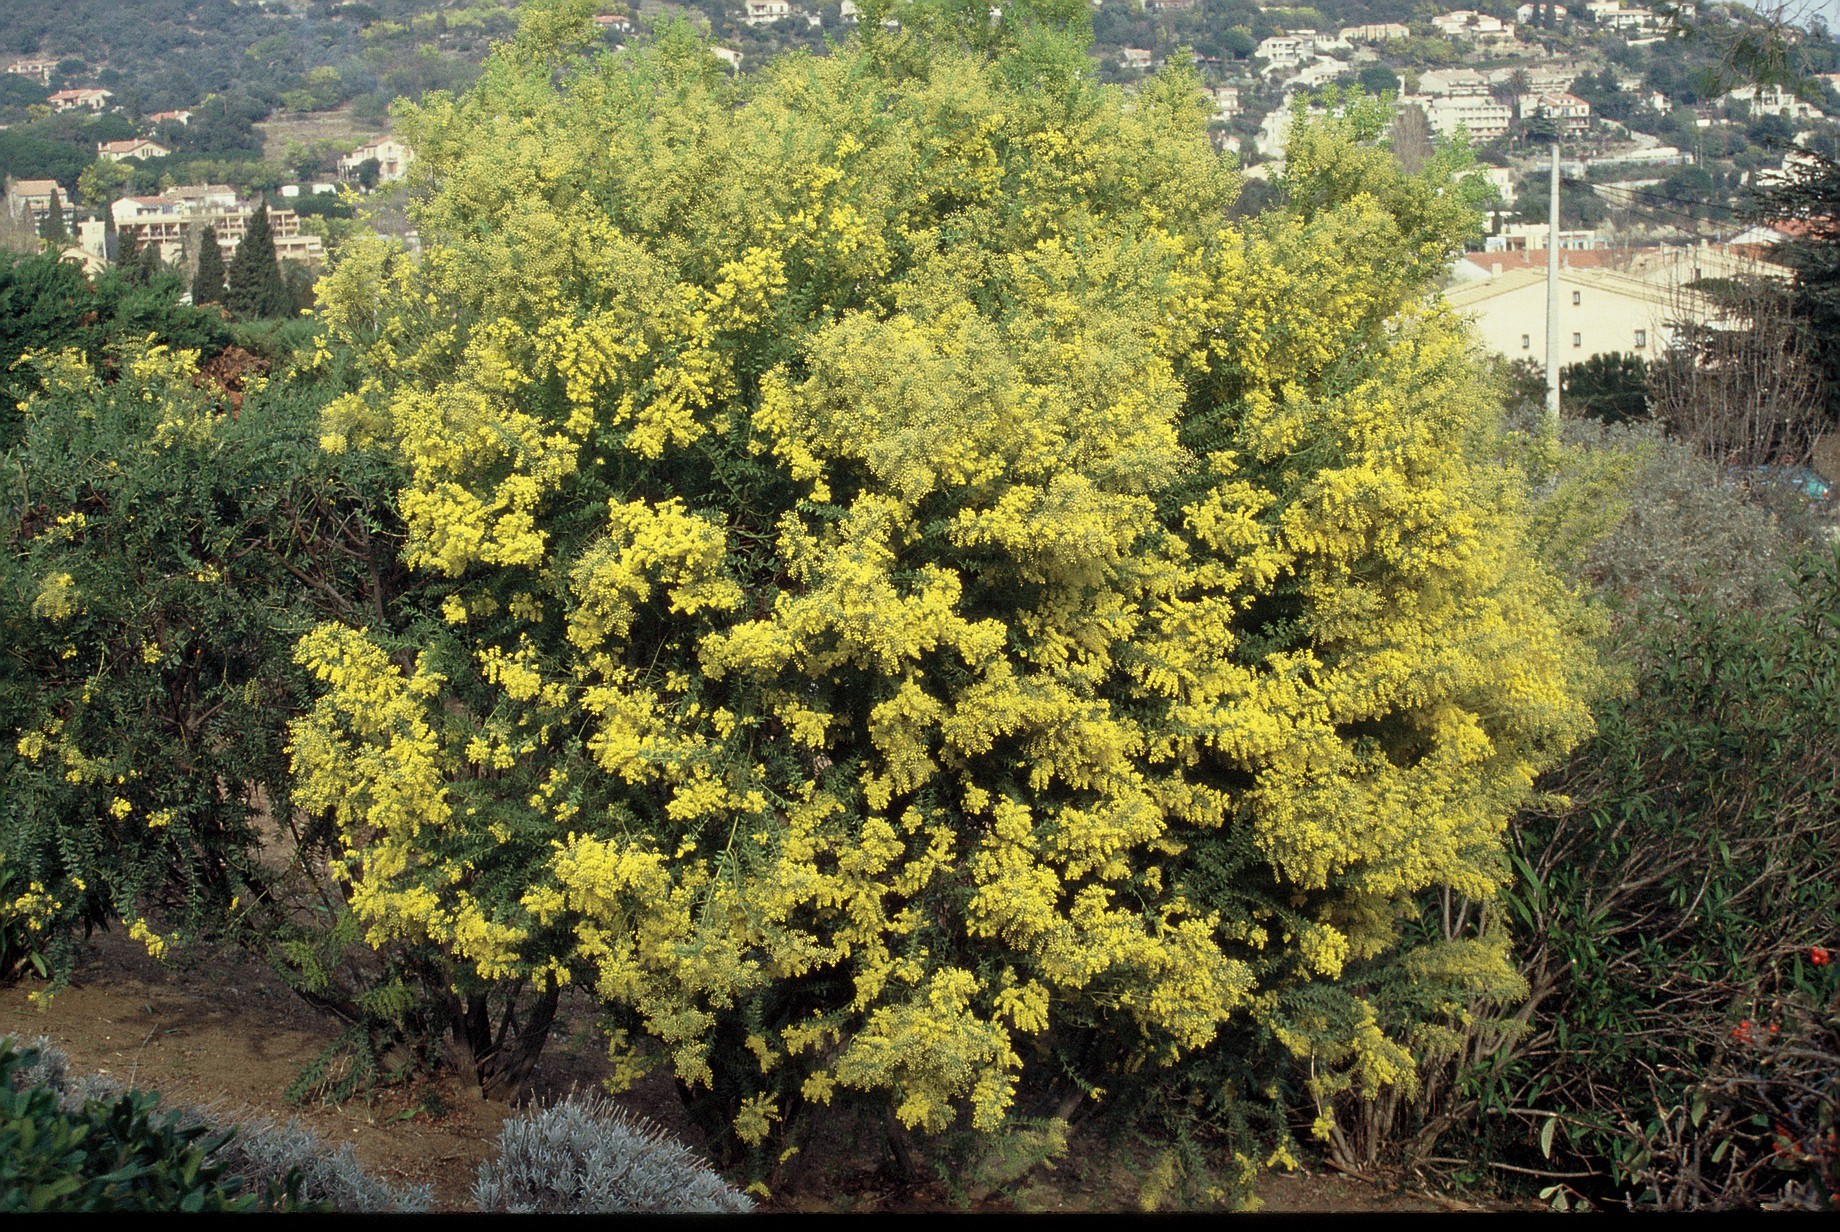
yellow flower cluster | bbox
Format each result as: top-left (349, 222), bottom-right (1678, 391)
top-left (290, 9), bottom-right (1596, 1144)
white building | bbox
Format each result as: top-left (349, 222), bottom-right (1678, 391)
top-left (338, 138), bottom-right (415, 183)
top-left (1412, 94), bottom-right (1513, 141)
top-left (111, 185), bottom-right (325, 269)
top-left (97, 138), bottom-right (171, 163)
top-left (1477, 165), bottom-right (1517, 199)
top-left (1255, 36), bottom-right (1311, 71)
top-left (1340, 23), bottom-right (1408, 42)
top-left (1418, 68), bottom-right (1493, 98)
top-left (1484, 223), bottom-right (1607, 252)
top-left (1204, 85), bottom-right (1240, 120)
top-left (1584, 1), bottom-right (1656, 29)
top-left (1432, 10), bottom-right (1515, 42)
top-left (1447, 243), bottom-right (1788, 364)
top-left (4, 58), bottom-right (60, 86)
top-left (1587, 145), bottom-right (1690, 170)
top-left (47, 87), bottom-right (112, 112)
top-left (1446, 264), bottom-right (1686, 363)
top-left (1291, 57), bottom-right (1353, 90)
top-left (1723, 83), bottom-right (1823, 122)
top-left (742, 0), bottom-right (791, 25)
top-left (1527, 91), bottom-right (1593, 136)
top-left (3, 177), bottom-right (64, 229)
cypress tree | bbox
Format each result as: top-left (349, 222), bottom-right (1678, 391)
top-left (40, 188), bottom-right (68, 244)
top-left (225, 203), bottom-right (288, 319)
top-left (137, 237), bottom-right (162, 283)
top-left (193, 224), bottom-right (226, 306)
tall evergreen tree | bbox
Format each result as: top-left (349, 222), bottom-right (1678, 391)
top-left (136, 237), bottom-right (162, 284)
top-left (40, 188), bottom-right (67, 245)
top-left (225, 203), bottom-right (288, 319)
top-left (192, 224), bottom-right (226, 306)
top-left (1751, 151), bottom-right (1840, 429)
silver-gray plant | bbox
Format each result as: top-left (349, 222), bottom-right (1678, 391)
top-left (474, 1093), bottom-right (753, 1214)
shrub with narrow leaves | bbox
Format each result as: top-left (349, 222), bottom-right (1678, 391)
top-left (474, 1093), bottom-right (752, 1214)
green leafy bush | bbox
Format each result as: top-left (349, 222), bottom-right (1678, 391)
top-left (0, 337), bottom-right (408, 993)
top-left (0, 1038), bottom-right (291, 1212)
top-left (1478, 548), bottom-right (1840, 1209)
top-left (3, 1034), bottom-right (429, 1212)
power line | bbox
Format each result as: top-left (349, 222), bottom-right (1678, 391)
top-left (1542, 176), bottom-right (1752, 239)
top-left (1581, 177), bottom-right (1742, 219)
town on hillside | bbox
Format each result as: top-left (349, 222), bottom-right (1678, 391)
top-left (1, 2), bottom-right (1837, 376)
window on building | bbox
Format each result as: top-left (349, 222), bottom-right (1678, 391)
top-left (1634, 329), bottom-right (1647, 349)
top-left (1521, 334), bottom-right (1531, 349)
top-left (1572, 290), bottom-right (1581, 305)
top-left (1572, 332), bottom-right (1582, 348)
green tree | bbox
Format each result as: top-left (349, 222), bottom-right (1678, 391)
top-left (1750, 150), bottom-right (1840, 429)
top-left (192, 224), bottom-right (226, 306)
top-left (133, 235), bottom-right (161, 285)
top-left (224, 203), bottom-right (288, 319)
top-left (38, 188), bottom-right (66, 245)
top-left (1357, 64), bottom-right (1401, 97)
top-left (77, 158), bottom-right (132, 209)
top-left (0, 250), bottom-right (229, 445)
top-left (293, 3), bottom-right (1599, 1153)
top-left (1562, 352), bottom-right (1649, 425)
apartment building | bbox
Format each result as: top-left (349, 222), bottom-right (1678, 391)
top-left (111, 185), bottom-right (324, 269)
top-left (1412, 94), bottom-right (1513, 141)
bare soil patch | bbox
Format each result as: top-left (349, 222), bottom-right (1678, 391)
top-left (254, 106), bottom-right (386, 166)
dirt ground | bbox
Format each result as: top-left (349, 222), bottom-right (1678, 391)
top-left (0, 928), bottom-right (1505, 1214)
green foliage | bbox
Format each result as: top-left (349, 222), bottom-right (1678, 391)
top-left (1572, 421), bottom-right (1815, 614)
top-left (1484, 548), bottom-right (1840, 1209)
top-left (3, 1033), bottom-right (427, 1212)
top-left (38, 188), bottom-right (67, 244)
top-left (1747, 148), bottom-right (1840, 426)
top-left (0, 1038), bottom-right (285, 1212)
top-left (193, 225), bottom-right (226, 307)
top-left (0, 339), bottom-right (408, 993)
top-left (1562, 352), bottom-right (1649, 426)
top-left (225, 204), bottom-right (290, 320)
top-left (0, 131), bottom-right (90, 193)
top-left (0, 251), bottom-right (232, 446)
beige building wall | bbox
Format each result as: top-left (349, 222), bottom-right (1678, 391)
top-left (1444, 268), bottom-right (1693, 364)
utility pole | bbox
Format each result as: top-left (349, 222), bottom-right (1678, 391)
top-left (1546, 140), bottom-right (1561, 435)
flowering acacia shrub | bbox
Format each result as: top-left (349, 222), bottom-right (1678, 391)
top-left (291, 1), bottom-right (1597, 1149)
